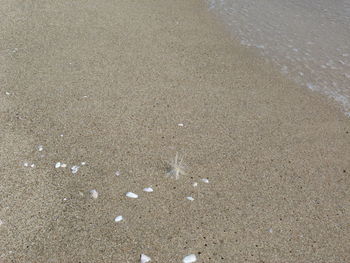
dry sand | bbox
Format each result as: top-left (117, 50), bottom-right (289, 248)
top-left (0, 0), bottom-right (349, 262)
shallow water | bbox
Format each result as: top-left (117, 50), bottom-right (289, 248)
top-left (206, 0), bottom-right (350, 116)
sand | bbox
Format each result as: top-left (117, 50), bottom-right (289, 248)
top-left (0, 0), bottom-right (349, 262)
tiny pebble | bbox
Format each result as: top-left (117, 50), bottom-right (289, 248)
top-left (71, 166), bottom-right (80, 174)
top-left (126, 192), bottom-right (138, 199)
top-left (90, 189), bottom-right (98, 199)
top-left (55, 162), bottom-right (61, 168)
top-left (114, 215), bottom-right (123, 222)
top-left (192, 182), bottom-right (198, 187)
top-left (186, 196), bottom-right (194, 201)
top-left (140, 254), bottom-right (151, 263)
top-left (201, 178), bottom-right (209, 183)
top-left (143, 187), bottom-right (153, 193)
top-left (183, 254), bottom-right (197, 263)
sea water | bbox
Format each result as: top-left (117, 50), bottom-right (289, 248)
top-left (207, 0), bottom-right (350, 116)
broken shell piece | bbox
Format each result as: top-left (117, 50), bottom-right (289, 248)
top-left (192, 182), bottom-right (198, 187)
top-left (5, 92), bottom-right (10, 95)
top-left (183, 254), bottom-right (197, 263)
top-left (201, 178), bottom-right (209, 183)
top-left (81, 162), bottom-right (86, 166)
top-left (126, 192), bottom-right (138, 199)
top-left (143, 187), bottom-right (153, 193)
top-left (0, 219), bottom-right (4, 225)
top-left (178, 123), bottom-right (184, 127)
top-left (90, 189), bottom-right (98, 199)
top-left (71, 166), bottom-right (80, 174)
top-left (55, 162), bottom-right (61, 168)
top-left (37, 145), bottom-right (43, 151)
top-left (115, 170), bottom-right (121, 176)
top-left (23, 162), bottom-right (29, 167)
top-left (30, 164), bottom-right (35, 168)
top-left (61, 163), bottom-right (67, 168)
top-left (114, 215), bottom-right (123, 222)
top-left (186, 196), bottom-right (194, 201)
top-left (140, 254), bottom-right (151, 263)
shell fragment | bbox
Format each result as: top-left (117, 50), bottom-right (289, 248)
top-left (114, 215), bottom-right (123, 222)
top-left (183, 254), bottom-right (197, 263)
top-left (126, 192), bottom-right (138, 199)
top-left (140, 254), bottom-right (151, 263)
top-left (71, 166), bottom-right (80, 174)
top-left (90, 189), bottom-right (98, 199)
top-left (143, 187), bottom-right (153, 193)
top-left (186, 196), bottom-right (194, 201)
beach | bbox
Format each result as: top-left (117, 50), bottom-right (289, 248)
top-left (0, 0), bottom-right (349, 262)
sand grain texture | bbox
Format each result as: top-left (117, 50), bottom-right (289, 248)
top-left (0, 0), bottom-right (349, 262)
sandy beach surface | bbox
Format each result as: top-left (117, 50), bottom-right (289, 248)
top-left (1, 0), bottom-right (349, 262)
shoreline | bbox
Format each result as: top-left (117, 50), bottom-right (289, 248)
top-left (1, 0), bottom-right (349, 262)
top-left (204, 0), bottom-right (350, 117)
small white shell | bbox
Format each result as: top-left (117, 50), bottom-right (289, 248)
top-left (140, 254), bottom-right (151, 263)
top-left (183, 254), bottom-right (197, 263)
top-left (143, 187), bottom-right (153, 192)
top-left (23, 162), bottom-right (29, 167)
top-left (178, 123), bottom-right (184, 127)
top-left (61, 163), bottom-right (67, 168)
top-left (37, 145), bottom-right (43, 151)
top-left (81, 162), bottom-right (86, 166)
top-left (201, 178), bottom-right (209, 183)
top-left (126, 192), bottom-right (138, 199)
top-left (115, 170), bottom-right (121, 176)
top-left (186, 196), bottom-right (194, 201)
top-left (71, 166), bottom-right (80, 174)
top-left (90, 189), bottom-right (98, 199)
top-left (5, 92), bottom-right (10, 95)
top-left (192, 182), bottom-right (198, 187)
top-left (55, 162), bottom-right (61, 168)
top-left (114, 215), bottom-right (123, 222)
top-left (30, 164), bottom-right (35, 168)
top-left (0, 219), bottom-right (4, 225)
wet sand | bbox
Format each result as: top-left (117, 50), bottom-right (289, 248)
top-left (0, 0), bottom-right (349, 262)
